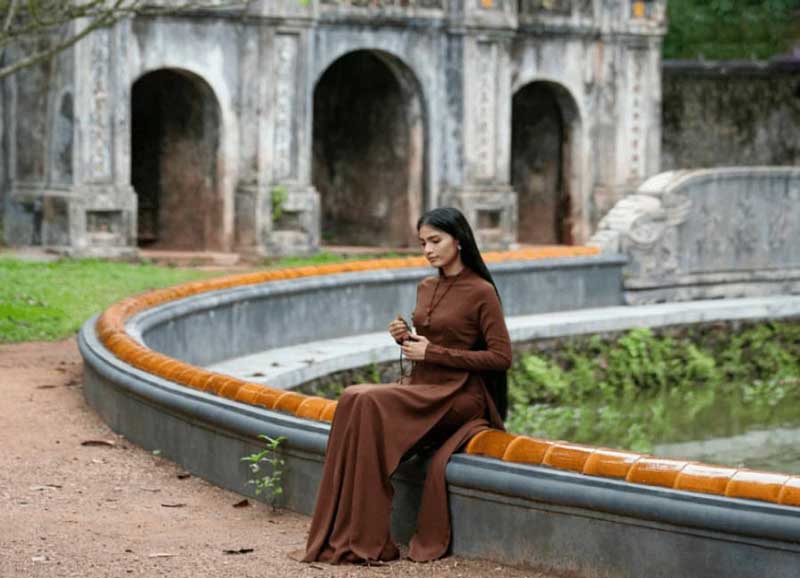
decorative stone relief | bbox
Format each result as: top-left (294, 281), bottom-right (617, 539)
top-left (694, 201), bottom-right (724, 271)
top-left (475, 42), bottom-right (497, 181)
top-left (626, 49), bottom-right (649, 183)
top-left (732, 190), bottom-right (758, 260)
top-left (88, 28), bottom-right (112, 182)
top-left (320, 0), bottom-right (443, 7)
top-left (591, 168), bottom-right (800, 303)
top-left (518, 0), bottom-right (591, 16)
top-left (631, 0), bottom-right (667, 23)
top-left (768, 184), bottom-right (798, 254)
top-left (274, 34), bottom-right (298, 181)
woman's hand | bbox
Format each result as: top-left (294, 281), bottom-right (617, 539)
top-left (388, 316), bottom-right (411, 344)
top-left (401, 334), bottom-right (429, 361)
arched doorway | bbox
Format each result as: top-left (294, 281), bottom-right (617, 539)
top-left (511, 81), bottom-right (578, 245)
top-left (312, 50), bottom-right (425, 247)
top-left (131, 69), bottom-right (223, 250)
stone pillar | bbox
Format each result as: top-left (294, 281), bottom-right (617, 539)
top-left (71, 19), bottom-right (137, 257)
top-left (235, 23), bottom-right (268, 255)
top-left (444, 0), bottom-right (517, 249)
top-left (603, 2), bottom-right (665, 216)
top-left (249, 2), bottom-right (320, 256)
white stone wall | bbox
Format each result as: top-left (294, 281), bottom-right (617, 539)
top-left (1, 0), bottom-right (666, 255)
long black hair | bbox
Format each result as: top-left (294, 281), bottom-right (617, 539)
top-left (416, 207), bottom-right (509, 421)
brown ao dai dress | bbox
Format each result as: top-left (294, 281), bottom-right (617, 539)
top-left (303, 267), bottom-right (512, 563)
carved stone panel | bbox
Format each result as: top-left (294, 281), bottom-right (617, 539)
top-left (473, 41), bottom-right (498, 182)
top-left (320, 0), bottom-right (443, 7)
top-left (87, 28), bottom-right (112, 182)
top-left (591, 169), bottom-right (800, 303)
top-left (518, 0), bottom-right (592, 16)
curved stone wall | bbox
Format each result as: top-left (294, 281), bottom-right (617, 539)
top-left (80, 248), bottom-right (800, 578)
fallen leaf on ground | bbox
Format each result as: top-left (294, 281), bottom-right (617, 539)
top-left (160, 503), bottom-right (187, 508)
top-left (148, 552), bottom-right (178, 558)
top-left (35, 385), bottom-right (57, 389)
top-left (30, 484), bottom-right (62, 491)
top-left (223, 548), bottom-right (254, 555)
top-left (81, 440), bottom-right (116, 448)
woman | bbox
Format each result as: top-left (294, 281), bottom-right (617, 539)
top-left (302, 207), bottom-right (512, 564)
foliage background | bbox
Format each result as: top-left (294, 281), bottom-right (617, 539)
top-left (663, 0), bottom-right (800, 60)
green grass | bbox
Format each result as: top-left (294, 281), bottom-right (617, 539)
top-left (0, 258), bottom-right (221, 343)
top-left (0, 251), bottom-right (418, 343)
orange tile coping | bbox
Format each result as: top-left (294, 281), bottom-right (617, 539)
top-left (93, 248), bottom-right (800, 509)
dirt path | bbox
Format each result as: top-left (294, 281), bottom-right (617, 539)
top-left (0, 338), bottom-right (548, 578)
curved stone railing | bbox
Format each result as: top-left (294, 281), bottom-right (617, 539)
top-left (79, 247), bottom-right (800, 578)
top-left (590, 167), bottom-right (800, 304)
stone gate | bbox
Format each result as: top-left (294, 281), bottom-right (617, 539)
top-left (0, 0), bottom-right (665, 256)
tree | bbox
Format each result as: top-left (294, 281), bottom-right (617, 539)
top-left (663, 0), bottom-right (800, 60)
top-left (0, 0), bottom-right (254, 81)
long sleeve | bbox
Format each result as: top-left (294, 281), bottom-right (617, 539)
top-left (423, 287), bottom-right (512, 371)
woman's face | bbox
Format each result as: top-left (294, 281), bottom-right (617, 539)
top-left (418, 224), bottom-right (459, 269)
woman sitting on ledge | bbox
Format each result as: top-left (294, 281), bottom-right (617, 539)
top-left (302, 207), bottom-right (512, 564)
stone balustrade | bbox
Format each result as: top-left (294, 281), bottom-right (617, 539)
top-left (590, 167), bottom-right (800, 304)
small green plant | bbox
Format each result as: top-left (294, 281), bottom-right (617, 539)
top-left (271, 185), bottom-right (289, 223)
top-left (241, 434), bottom-right (287, 511)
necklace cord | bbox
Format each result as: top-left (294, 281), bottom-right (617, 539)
top-left (424, 270), bottom-right (463, 327)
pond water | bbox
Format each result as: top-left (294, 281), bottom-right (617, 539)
top-left (508, 377), bottom-right (800, 475)
top-left (509, 380), bottom-right (800, 474)
top-left (654, 426), bottom-right (800, 474)
top-left (506, 324), bottom-right (800, 475)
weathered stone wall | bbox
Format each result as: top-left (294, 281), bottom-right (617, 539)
top-left (662, 61), bottom-right (800, 170)
top-left (2, 33), bottom-right (76, 248)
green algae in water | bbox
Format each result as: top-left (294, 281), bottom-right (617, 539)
top-left (507, 323), bottom-right (800, 473)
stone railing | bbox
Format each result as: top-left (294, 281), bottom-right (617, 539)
top-left (78, 247), bottom-right (800, 577)
top-left (590, 167), bottom-right (800, 304)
